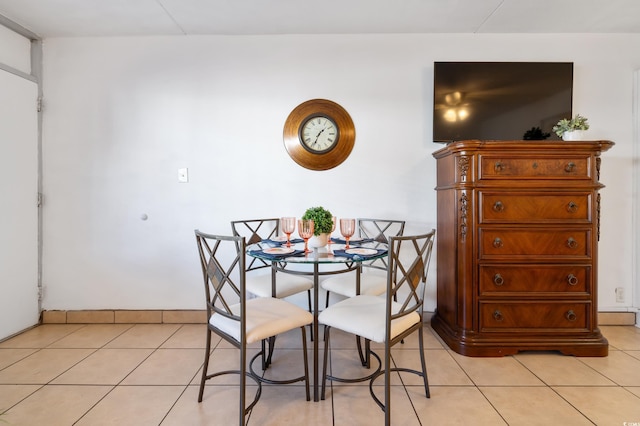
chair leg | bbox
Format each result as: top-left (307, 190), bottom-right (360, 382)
top-left (356, 336), bottom-right (372, 368)
top-left (198, 328), bottom-right (212, 402)
top-left (260, 337), bottom-right (276, 370)
top-left (300, 326), bottom-right (311, 401)
top-left (418, 327), bottom-right (430, 398)
top-left (308, 289), bottom-right (314, 341)
top-left (321, 325), bottom-right (331, 400)
top-left (240, 337), bottom-right (247, 426)
top-left (384, 338), bottom-right (391, 426)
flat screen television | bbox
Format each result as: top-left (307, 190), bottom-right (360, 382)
top-left (433, 62), bottom-right (573, 143)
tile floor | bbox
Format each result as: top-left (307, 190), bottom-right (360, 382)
top-left (1, 321), bottom-right (640, 425)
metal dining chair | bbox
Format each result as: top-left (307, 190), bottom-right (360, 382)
top-left (321, 218), bottom-right (405, 307)
top-left (231, 218), bottom-right (314, 350)
top-left (195, 230), bottom-right (312, 426)
top-left (231, 218), bottom-right (313, 306)
top-left (319, 230), bottom-right (435, 426)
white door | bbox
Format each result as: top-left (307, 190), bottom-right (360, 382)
top-left (0, 70), bottom-right (39, 339)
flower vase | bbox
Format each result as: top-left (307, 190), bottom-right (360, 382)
top-left (308, 233), bottom-right (329, 248)
top-left (562, 130), bottom-right (586, 141)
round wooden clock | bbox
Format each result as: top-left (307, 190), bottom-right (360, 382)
top-left (283, 99), bottom-right (355, 170)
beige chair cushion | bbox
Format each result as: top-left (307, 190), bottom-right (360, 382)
top-left (246, 272), bottom-right (313, 299)
top-left (320, 272), bottom-right (387, 297)
top-left (211, 297), bottom-right (313, 344)
top-left (318, 295), bottom-right (420, 343)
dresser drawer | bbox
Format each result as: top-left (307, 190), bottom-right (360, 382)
top-left (479, 229), bottom-right (592, 259)
top-left (479, 155), bottom-right (591, 180)
top-left (479, 265), bottom-right (590, 295)
top-left (480, 302), bottom-right (589, 331)
top-left (479, 192), bottom-right (592, 223)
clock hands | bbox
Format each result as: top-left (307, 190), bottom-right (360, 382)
top-left (313, 128), bottom-right (326, 147)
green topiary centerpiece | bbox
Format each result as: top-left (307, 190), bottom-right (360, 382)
top-left (302, 206), bottom-right (333, 236)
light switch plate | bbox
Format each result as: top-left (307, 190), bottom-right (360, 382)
top-left (178, 168), bottom-right (189, 183)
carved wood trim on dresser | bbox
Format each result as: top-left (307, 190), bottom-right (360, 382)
top-left (431, 140), bottom-right (614, 357)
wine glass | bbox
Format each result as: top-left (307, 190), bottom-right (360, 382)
top-left (340, 218), bottom-right (356, 249)
top-left (328, 216), bottom-right (337, 245)
top-left (281, 217), bottom-right (296, 247)
top-left (298, 219), bottom-right (314, 253)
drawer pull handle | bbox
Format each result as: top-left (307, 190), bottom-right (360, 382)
top-left (565, 162), bottom-right (576, 173)
top-left (494, 162), bottom-right (504, 172)
top-left (493, 201), bottom-right (504, 212)
top-left (493, 274), bottom-right (504, 286)
top-left (567, 274), bottom-right (579, 286)
top-left (566, 238), bottom-right (578, 249)
top-left (492, 238), bottom-right (503, 248)
top-left (565, 310), bottom-right (577, 322)
top-left (567, 201), bottom-right (578, 213)
top-left (493, 310), bottom-right (504, 321)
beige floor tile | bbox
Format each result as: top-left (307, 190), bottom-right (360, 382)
top-left (0, 324), bottom-right (84, 348)
top-left (0, 348), bottom-right (94, 384)
top-left (626, 386), bottom-right (640, 398)
top-left (160, 324), bottom-right (209, 348)
top-left (0, 384), bottom-right (41, 411)
top-left (75, 385), bottom-right (185, 426)
top-left (2, 385), bottom-right (112, 425)
top-left (47, 323), bottom-right (133, 348)
top-left (480, 386), bottom-right (592, 425)
top-left (553, 386), bottom-right (640, 425)
top-left (163, 384), bottom-right (249, 425)
top-left (3, 322), bottom-right (640, 425)
top-left (325, 348), bottom-right (392, 387)
top-left (392, 349), bottom-right (473, 386)
top-left (330, 383), bottom-right (421, 425)
top-left (121, 348), bottom-right (203, 385)
top-left (246, 385), bottom-right (333, 426)
top-left (103, 323), bottom-right (181, 348)
top-left (450, 352), bottom-right (544, 386)
top-left (408, 386), bottom-right (507, 425)
top-left (51, 348), bottom-right (153, 385)
top-left (392, 325), bottom-right (446, 350)
top-left (626, 350), bottom-right (640, 361)
top-left (192, 348), bottom-right (267, 387)
top-left (600, 325), bottom-right (640, 351)
top-left (578, 350), bottom-right (640, 386)
top-left (0, 348), bottom-right (38, 370)
top-left (259, 348), bottom-right (310, 385)
top-left (515, 352), bottom-right (615, 386)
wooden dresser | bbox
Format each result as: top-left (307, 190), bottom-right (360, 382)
top-left (430, 140), bottom-right (613, 357)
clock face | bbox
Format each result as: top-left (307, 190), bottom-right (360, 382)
top-left (283, 99), bottom-right (355, 171)
top-left (300, 115), bottom-right (339, 153)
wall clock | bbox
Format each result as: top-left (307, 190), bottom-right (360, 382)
top-left (283, 99), bottom-right (355, 171)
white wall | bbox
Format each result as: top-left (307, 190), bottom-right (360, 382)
top-left (40, 33), bottom-right (640, 311)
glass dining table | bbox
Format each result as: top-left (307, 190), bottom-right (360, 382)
top-left (246, 237), bottom-right (389, 402)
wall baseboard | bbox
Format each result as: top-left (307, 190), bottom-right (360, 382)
top-left (41, 310), bottom-right (206, 324)
top-left (598, 311), bottom-right (637, 325)
top-left (40, 310), bottom-right (637, 326)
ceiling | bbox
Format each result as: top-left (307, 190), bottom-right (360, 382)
top-left (1, 0), bottom-right (640, 38)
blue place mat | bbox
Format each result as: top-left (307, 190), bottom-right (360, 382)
top-left (248, 249), bottom-right (305, 260)
top-left (330, 237), bottom-right (374, 245)
top-left (333, 248), bottom-right (387, 260)
top-left (262, 238), bottom-right (304, 245)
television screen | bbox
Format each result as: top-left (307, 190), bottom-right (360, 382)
top-left (433, 62), bottom-right (573, 143)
